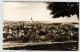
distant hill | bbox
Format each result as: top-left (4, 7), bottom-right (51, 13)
top-left (3, 21), bottom-right (79, 24)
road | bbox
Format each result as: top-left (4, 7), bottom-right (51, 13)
top-left (3, 41), bottom-right (78, 51)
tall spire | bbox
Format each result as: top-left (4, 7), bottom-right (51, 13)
top-left (31, 17), bottom-right (33, 22)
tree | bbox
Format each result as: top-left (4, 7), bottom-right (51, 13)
top-left (47, 2), bottom-right (79, 19)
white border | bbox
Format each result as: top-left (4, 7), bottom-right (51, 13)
top-left (0, 0), bottom-right (3, 51)
top-left (0, 0), bottom-right (80, 52)
top-left (3, 0), bottom-right (80, 2)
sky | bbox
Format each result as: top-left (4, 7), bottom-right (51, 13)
top-left (3, 2), bottom-right (79, 23)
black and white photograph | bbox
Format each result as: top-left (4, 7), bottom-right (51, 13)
top-left (3, 1), bottom-right (79, 51)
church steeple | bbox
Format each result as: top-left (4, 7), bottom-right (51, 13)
top-left (31, 17), bottom-right (33, 22)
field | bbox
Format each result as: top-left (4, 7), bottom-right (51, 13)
top-left (3, 21), bottom-right (79, 50)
